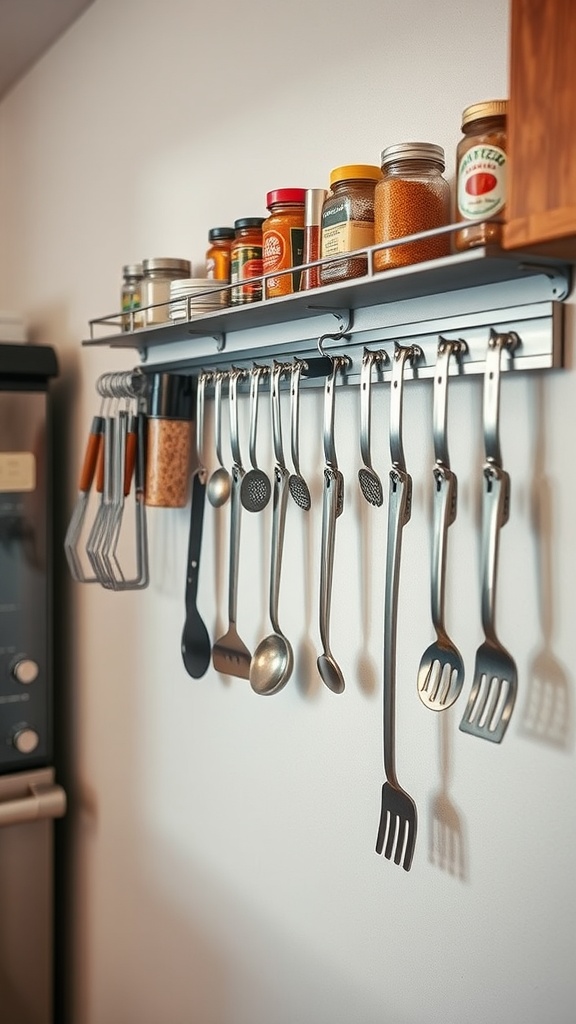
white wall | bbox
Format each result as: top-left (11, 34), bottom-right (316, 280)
top-left (1, 1), bottom-right (575, 1022)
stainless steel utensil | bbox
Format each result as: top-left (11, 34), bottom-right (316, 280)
top-left (358, 348), bottom-right (386, 507)
top-left (250, 361), bottom-right (294, 695)
top-left (241, 365), bottom-right (272, 513)
top-left (212, 368), bottom-right (252, 678)
top-left (288, 359), bottom-right (311, 510)
top-left (207, 372), bottom-right (231, 508)
top-left (181, 372), bottom-right (212, 679)
top-left (64, 413), bottom-right (104, 582)
top-left (317, 355), bottom-right (349, 693)
top-left (460, 329), bottom-right (519, 742)
top-left (417, 338), bottom-right (466, 710)
top-left (376, 343), bottom-right (420, 871)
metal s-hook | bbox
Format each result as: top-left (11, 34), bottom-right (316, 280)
top-left (317, 308), bottom-right (353, 357)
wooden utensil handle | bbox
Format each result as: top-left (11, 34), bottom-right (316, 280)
top-left (78, 416), bottom-right (104, 492)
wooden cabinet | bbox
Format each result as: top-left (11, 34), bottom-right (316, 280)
top-left (504, 0), bottom-right (576, 257)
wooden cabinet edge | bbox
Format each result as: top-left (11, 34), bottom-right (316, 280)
top-left (503, 209), bottom-right (576, 260)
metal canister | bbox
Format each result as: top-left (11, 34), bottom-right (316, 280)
top-left (141, 257), bottom-right (192, 325)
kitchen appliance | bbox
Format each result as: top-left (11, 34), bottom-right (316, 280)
top-left (0, 342), bottom-right (66, 1024)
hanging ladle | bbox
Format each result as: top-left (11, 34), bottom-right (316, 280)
top-left (206, 371), bottom-right (231, 508)
top-left (250, 361), bottom-right (294, 695)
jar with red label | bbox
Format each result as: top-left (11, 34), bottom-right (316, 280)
top-left (230, 218), bottom-right (265, 304)
top-left (262, 189), bottom-right (306, 297)
top-left (455, 100), bottom-right (508, 251)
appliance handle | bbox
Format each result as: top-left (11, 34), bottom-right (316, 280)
top-left (0, 782), bottom-right (66, 827)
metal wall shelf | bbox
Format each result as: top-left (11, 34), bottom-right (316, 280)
top-left (83, 241), bottom-right (572, 387)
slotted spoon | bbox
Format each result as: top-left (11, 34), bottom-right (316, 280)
top-left (288, 359), bottom-right (311, 510)
top-left (417, 338), bottom-right (466, 710)
top-left (241, 365), bottom-right (271, 513)
top-left (460, 329), bottom-right (519, 743)
top-left (358, 347), bottom-right (386, 507)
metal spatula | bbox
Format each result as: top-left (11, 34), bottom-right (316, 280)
top-left (459, 329), bottom-right (520, 743)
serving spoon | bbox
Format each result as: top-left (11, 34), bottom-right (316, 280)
top-left (206, 371), bottom-right (231, 507)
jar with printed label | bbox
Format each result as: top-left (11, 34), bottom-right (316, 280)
top-left (205, 227), bottom-right (235, 283)
top-left (121, 262), bottom-right (144, 331)
top-left (455, 100), bottom-right (508, 251)
top-left (230, 218), bottom-right (265, 304)
top-left (262, 189), bottom-right (306, 297)
top-left (320, 165), bottom-right (383, 285)
top-left (374, 143), bottom-right (451, 271)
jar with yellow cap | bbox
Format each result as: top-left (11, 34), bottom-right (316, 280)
top-left (455, 99), bottom-right (508, 251)
top-left (320, 164), bottom-right (383, 284)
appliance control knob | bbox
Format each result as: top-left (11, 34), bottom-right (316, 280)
top-left (12, 727), bottom-right (40, 755)
top-left (11, 657), bottom-right (39, 685)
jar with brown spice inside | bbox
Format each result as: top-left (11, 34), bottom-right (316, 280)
top-left (230, 218), bottom-right (265, 304)
top-left (455, 100), bottom-right (507, 251)
top-left (262, 189), bottom-right (306, 297)
top-left (205, 227), bottom-right (235, 283)
top-left (145, 372), bottom-right (195, 509)
top-left (374, 143), bottom-right (451, 272)
top-left (320, 164), bottom-right (383, 284)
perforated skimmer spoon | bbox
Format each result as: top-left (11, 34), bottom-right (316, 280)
top-left (417, 338), bottom-right (466, 710)
top-left (358, 347), bottom-right (387, 507)
top-left (207, 372), bottom-right (231, 508)
top-left (241, 365), bottom-right (271, 513)
top-left (288, 359), bottom-right (311, 511)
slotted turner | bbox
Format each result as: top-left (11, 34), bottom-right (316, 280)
top-left (376, 343), bottom-right (420, 871)
top-left (459, 329), bottom-right (520, 743)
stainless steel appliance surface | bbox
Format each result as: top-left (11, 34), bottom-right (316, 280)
top-left (0, 343), bottom-right (66, 1024)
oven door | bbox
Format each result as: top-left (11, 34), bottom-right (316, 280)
top-left (0, 767), bottom-right (66, 1024)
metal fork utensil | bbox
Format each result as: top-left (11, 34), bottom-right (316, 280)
top-left (212, 368), bottom-right (252, 679)
top-left (358, 348), bottom-right (387, 507)
top-left (317, 354), bottom-right (349, 694)
top-left (459, 329), bottom-right (520, 742)
top-left (376, 343), bottom-right (421, 871)
top-left (417, 337), bottom-right (466, 710)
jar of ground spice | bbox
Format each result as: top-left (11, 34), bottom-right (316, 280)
top-left (455, 100), bottom-right (508, 251)
top-left (230, 218), bottom-right (265, 304)
top-left (262, 188), bottom-right (306, 297)
top-left (320, 164), bottom-right (383, 284)
top-left (374, 143), bottom-right (451, 272)
top-left (145, 372), bottom-right (195, 508)
top-left (205, 227), bottom-right (235, 283)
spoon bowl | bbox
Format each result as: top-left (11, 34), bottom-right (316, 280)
top-left (317, 652), bottom-right (345, 694)
top-left (181, 608), bottom-right (211, 679)
top-left (250, 631), bottom-right (293, 695)
top-left (207, 465), bottom-right (231, 507)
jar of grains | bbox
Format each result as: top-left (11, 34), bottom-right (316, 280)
top-left (262, 189), bottom-right (306, 297)
top-left (230, 218), bottom-right (265, 304)
top-left (141, 257), bottom-right (192, 325)
top-left (205, 227), bottom-right (235, 283)
top-left (455, 100), bottom-right (508, 251)
top-left (320, 164), bottom-right (383, 285)
top-left (121, 262), bottom-right (144, 332)
top-left (374, 143), bottom-right (451, 272)
top-left (145, 372), bottom-right (195, 508)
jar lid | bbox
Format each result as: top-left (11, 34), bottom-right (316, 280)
top-left (122, 262), bottom-right (143, 277)
top-left (147, 372), bottom-right (195, 420)
top-left (208, 227), bottom-right (235, 241)
top-left (461, 100), bottom-right (508, 128)
top-left (142, 257), bottom-right (192, 275)
top-left (234, 217), bottom-right (265, 230)
top-left (329, 164), bottom-right (383, 186)
top-left (380, 143), bottom-right (445, 169)
top-left (266, 188), bottom-right (307, 208)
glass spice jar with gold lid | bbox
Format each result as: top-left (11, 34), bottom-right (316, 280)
top-left (455, 99), bottom-right (508, 251)
top-left (320, 164), bottom-right (383, 284)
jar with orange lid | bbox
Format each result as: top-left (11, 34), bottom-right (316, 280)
top-left (262, 189), bottom-right (306, 297)
top-left (206, 227), bottom-right (235, 283)
top-left (374, 143), bottom-right (451, 272)
top-left (320, 164), bottom-right (383, 284)
top-left (455, 100), bottom-right (508, 251)
top-left (230, 218), bottom-right (265, 304)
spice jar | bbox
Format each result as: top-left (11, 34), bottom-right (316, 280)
top-left (455, 100), bottom-right (508, 251)
top-left (205, 227), bottom-right (235, 282)
top-left (121, 263), bottom-right (144, 331)
top-left (145, 372), bottom-right (195, 508)
top-left (262, 188), bottom-right (306, 297)
top-left (141, 257), bottom-right (192, 325)
top-left (374, 143), bottom-right (451, 271)
top-left (320, 164), bottom-right (382, 285)
top-left (300, 189), bottom-right (327, 291)
top-left (230, 218), bottom-right (265, 304)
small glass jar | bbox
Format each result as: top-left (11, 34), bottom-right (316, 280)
top-left (300, 188), bottom-right (327, 291)
top-left (145, 372), bottom-right (195, 508)
top-left (205, 227), bottom-right (235, 283)
top-left (262, 188), bottom-right (306, 297)
top-left (121, 263), bottom-right (144, 331)
top-left (141, 257), bottom-right (192, 325)
top-left (230, 218), bottom-right (265, 304)
top-left (320, 164), bottom-right (382, 285)
top-left (455, 100), bottom-right (508, 251)
top-left (374, 143), bottom-right (451, 272)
